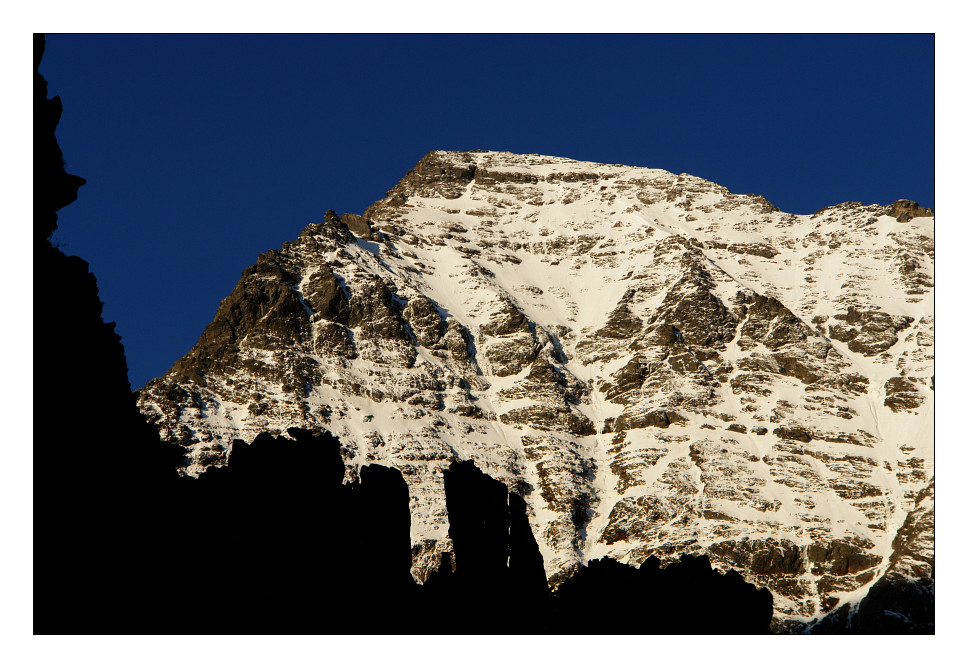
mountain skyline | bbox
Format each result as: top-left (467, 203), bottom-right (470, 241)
top-left (41, 34), bottom-right (934, 389)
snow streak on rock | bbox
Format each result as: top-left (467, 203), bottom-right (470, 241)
top-left (138, 150), bottom-right (934, 630)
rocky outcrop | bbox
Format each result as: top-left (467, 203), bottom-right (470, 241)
top-left (884, 375), bottom-right (924, 412)
top-left (884, 199), bottom-right (933, 222)
top-left (827, 305), bottom-right (913, 356)
top-left (340, 211), bottom-right (377, 240)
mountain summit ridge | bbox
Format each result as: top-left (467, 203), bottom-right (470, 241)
top-left (138, 150), bottom-right (934, 630)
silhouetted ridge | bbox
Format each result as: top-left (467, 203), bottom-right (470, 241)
top-left (34, 34), bottom-right (85, 241)
top-left (419, 460), bottom-right (551, 633)
top-left (34, 33), bottom-right (184, 632)
top-left (180, 428), bottom-right (416, 632)
top-left (551, 555), bottom-right (773, 634)
top-left (508, 492), bottom-right (550, 598)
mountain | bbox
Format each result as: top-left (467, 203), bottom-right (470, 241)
top-left (36, 36), bottom-right (775, 635)
top-left (136, 150), bottom-right (933, 632)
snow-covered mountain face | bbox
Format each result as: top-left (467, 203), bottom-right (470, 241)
top-left (138, 150), bottom-right (933, 630)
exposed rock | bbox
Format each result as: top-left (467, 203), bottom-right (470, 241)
top-left (313, 320), bottom-right (356, 358)
top-left (483, 331), bottom-right (538, 376)
top-left (502, 405), bottom-right (595, 436)
top-left (170, 270), bottom-right (309, 385)
top-left (476, 166), bottom-right (542, 185)
top-left (709, 539), bottom-right (806, 576)
top-left (403, 294), bottom-right (446, 348)
top-left (884, 375), bottom-right (924, 412)
top-left (480, 299), bottom-right (531, 337)
top-left (588, 289), bottom-right (644, 342)
top-left (728, 242), bottom-right (779, 258)
top-left (317, 209), bottom-right (355, 244)
top-left (613, 409), bottom-right (685, 431)
top-left (340, 212), bottom-right (377, 240)
top-left (444, 319), bottom-right (472, 361)
top-left (600, 355), bottom-right (658, 403)
top-left (649, 267), bottom-right (738, 349)
top-left (828, 306), bottom-right (913, 356)
top-left (773, 425), bottom-right (813, 442)
top-left (303, 265), bottom-right (350, 321)
top-left (347, 274), bottom-right (407, 341)
top-left (740, 295), bottom-right (810, 349)
top-left (883, 199), bottom-right (934, 222)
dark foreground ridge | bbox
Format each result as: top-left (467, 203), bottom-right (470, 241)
top-left (32, 35), bottom-right (928, 634)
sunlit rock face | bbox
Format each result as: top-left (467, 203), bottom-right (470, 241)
top-left (138, 150), bottom-right (933, 631)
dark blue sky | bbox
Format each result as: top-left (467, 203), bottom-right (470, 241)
top-left (42, 34), bottom-right (934, 389)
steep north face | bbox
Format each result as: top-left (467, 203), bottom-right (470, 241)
top-left (138, 150), bottom-right (934, 631)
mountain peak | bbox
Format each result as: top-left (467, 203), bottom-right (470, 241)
top-left (138, 150), bottom-right (933, 631)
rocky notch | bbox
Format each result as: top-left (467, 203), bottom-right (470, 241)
top-left (138, 150), bottom-right (933, 631)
